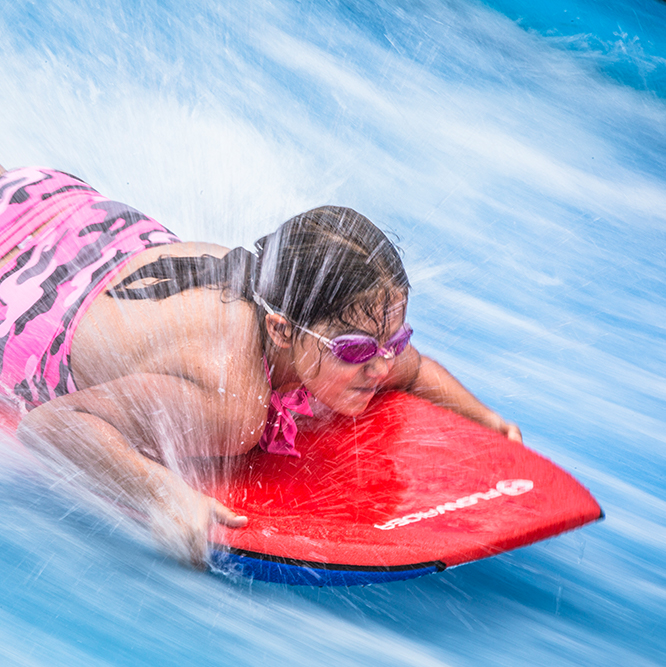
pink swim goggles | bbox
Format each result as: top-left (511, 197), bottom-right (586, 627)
top-left (294, 322), bottom-right (413, 364)
top-left (254, 293), bottom-right (413, 364)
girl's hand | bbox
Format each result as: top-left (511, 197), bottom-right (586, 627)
top-left (498, 421), bottom-right (523, 443)
top-left (148, 481), bottom-right (247, 569)
top-left (485, 413), bottom-right (523, 443)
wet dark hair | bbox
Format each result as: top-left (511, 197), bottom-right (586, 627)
top-left (254, 206), bottom-right (409, 335)
top-left (108, 206), bottom-right (410, 335)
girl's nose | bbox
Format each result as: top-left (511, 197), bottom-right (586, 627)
top-left (363, 355), bottom-right (393, 379)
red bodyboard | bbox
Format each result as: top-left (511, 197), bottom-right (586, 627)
top-left (205, 391), bottom-right (602, 583)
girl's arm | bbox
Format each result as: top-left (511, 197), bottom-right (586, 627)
top-left (17, 373), bottom-right (254, 566)
top-left (384, 346), bottom-right (523, 442)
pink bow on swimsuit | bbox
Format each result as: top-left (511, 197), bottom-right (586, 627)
top-left (258, 386), bottom-right (313, 458)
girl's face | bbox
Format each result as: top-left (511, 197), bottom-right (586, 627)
top-left (291, 296), bottom-right (407, 416)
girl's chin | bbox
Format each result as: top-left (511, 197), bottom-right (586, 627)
top-left (337, 390), bottom-right (376, 416)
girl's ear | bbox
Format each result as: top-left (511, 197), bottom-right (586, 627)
top-left (265, 313), bottom-right (294, 349)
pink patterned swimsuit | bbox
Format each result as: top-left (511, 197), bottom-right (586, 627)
top-left (0, 166), bottom-right (309, 456)
top-left (0, 167), bottom-right (180, 408)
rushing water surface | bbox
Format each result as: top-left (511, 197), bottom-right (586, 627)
top-left (1, 1), bottom-right (665, 665)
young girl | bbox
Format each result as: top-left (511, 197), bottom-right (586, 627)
top-left (0, 166), bottom-right (521, 565)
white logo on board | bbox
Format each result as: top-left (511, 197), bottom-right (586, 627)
top-left (373, 479), bottom-right (534, 530)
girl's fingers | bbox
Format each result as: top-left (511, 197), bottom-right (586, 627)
top-left (505, 423), bottom-right (523, 443)
top-left (212, 501), bottom-right (248, 527)
top-left (149, 493), bottom-right (247, 568)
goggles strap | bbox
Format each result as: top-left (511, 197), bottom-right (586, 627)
top-left (253, 292), bottom-right (277, 316)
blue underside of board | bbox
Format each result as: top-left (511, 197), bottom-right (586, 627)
top-left (208, 549), bottom-right (442, 587)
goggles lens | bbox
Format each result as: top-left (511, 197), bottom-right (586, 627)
top-left (327, 324), bottom-right (413, 364)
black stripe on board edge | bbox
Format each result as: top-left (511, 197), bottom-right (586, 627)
top-left (212, 545), bottom-right (447, 573)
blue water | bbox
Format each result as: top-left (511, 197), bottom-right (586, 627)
top-left (1, 0), bottom-right (665, 665)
